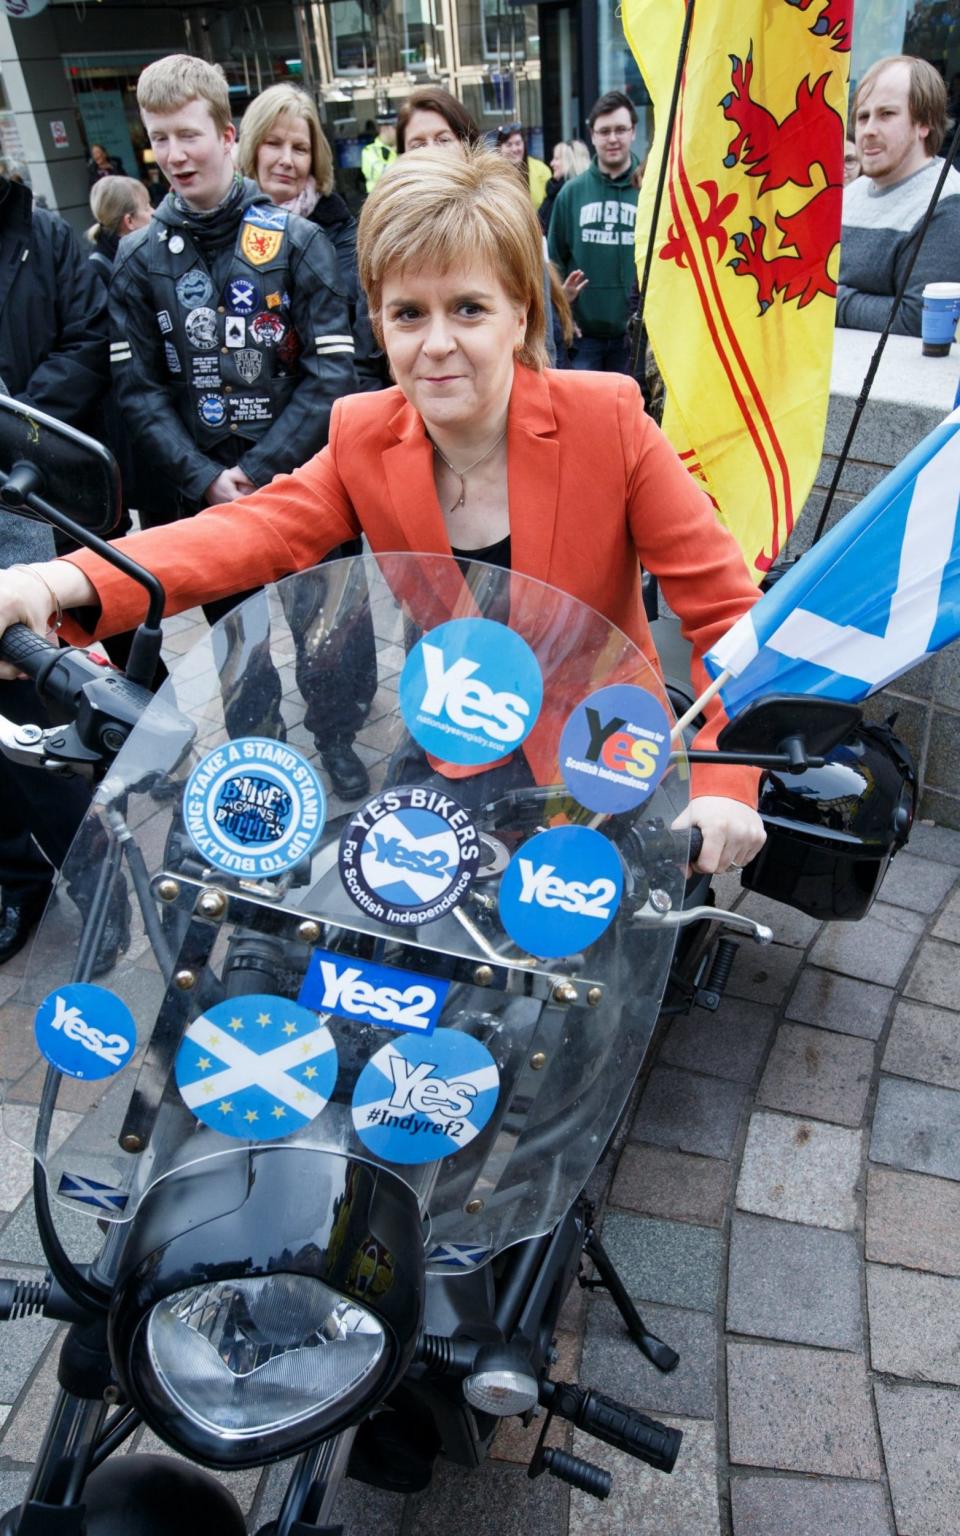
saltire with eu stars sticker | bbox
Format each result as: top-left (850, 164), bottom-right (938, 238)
top-left (174, 995), bottom-right (337, 1142)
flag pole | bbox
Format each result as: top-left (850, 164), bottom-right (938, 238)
top-left (810, 127), bottom-right (960, 547)
top-left (670, 669), bottom-right (730, 743)
top-left (629, 0), bottom-right (696, 374)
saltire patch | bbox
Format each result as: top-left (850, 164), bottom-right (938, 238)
top-left (425, 1241), bottom-right (491, 1271)
top-left (57, 1172), bottom-right (129, 1214)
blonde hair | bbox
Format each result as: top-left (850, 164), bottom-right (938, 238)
top-left (86, 175), bottom-right (150, 242)
top-left (551, 142), bottom-right (574, 179)
top-left (357, 145), bottom-right (547, 370)
top-left (238, 84), bottom-right (334, 198)
top-left (569, 138), bottom-right (591, 175)
top-left (137, 55), bottom-right (231, 136)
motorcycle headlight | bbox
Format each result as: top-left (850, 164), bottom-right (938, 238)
top-left (142, 1274), bottom-right (386, 1439)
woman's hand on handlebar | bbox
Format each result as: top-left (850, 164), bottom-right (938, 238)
top-left (0, 562), bottom-right (96, 680)
top-left (671, 797), bottom-right (766, 877)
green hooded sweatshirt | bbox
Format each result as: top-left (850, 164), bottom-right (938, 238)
top-left (547, 155), bottom-right (640, 340)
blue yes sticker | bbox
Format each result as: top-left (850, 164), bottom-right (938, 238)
top-left (299, 948), bottom-right (449, 1035)
top-left (35, 984), bottom-right (137, 1080)
top-left (185, 738), bottom-right (325, 879)
top-left (399, 618), bottom-right (542, 766)
top-left (339, 786), bottom-right (479, 926)
top-left (352, 1029), bottom-right (499, 1164)
top-left (174, 994), bottom-right (337, 1142)
top-left (498, 826), bottom-right (623, 958)
top-left (559, 683), bottom-right (671, 814)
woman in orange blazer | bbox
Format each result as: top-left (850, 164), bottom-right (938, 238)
top-left (0, 148), bottom-right (765, 875)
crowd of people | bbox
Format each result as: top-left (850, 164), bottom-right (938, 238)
top-left (0, 48), bottom-right (956, 969)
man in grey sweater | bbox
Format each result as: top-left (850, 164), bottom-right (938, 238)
top-left (838, 55), bottom-right (960, 337)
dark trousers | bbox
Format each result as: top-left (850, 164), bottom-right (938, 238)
top-left (571, 333), bottom-right (631, 374)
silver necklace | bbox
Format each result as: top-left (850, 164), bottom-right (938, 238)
top-left (431, 428), bottom-right (507, 515)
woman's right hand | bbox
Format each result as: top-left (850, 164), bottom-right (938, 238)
top-left (0, 562), bottom-right (96, 680)
top-left (562, 269), bottom-right (589, 303)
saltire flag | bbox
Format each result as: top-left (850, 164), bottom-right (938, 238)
top-left (703, 408), bottom-right (960, 716)
top-left (623, 0), bottom-right (852, 580)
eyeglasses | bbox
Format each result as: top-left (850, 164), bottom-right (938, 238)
top-left (593, 126), bottom-right (634, 138)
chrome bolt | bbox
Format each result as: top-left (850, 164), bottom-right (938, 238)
top-left (197, 889), bottom-right (226, 919)
top-left (530, 1051), bottom-right (547, 1071)
top-left (174, 969), bottom-right (197, 991)
top-left (587, 986), bottom-right (603, 1007)
top-left (120, 1133), bottom-right (142, 1153)
top-left (465, 1198), bottom-right (484, 1215)
top-left (297, 920), bottom-right (322, 944)
top-left (552, 981), bottom-right (578, 1005)
top-left (650, 888), bottom-right (673, 914)
top-left (14, 724), bottom-right (42, 745)
top-left (102, 1384), bottom-right (121, 1405)
top-left (156, 878), bottom-right (180, 902)
top-left (473, 964), bottom-right (494, 987)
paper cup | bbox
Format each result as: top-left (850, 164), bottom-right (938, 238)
top-left (922, 282), bottom-right (960, 356)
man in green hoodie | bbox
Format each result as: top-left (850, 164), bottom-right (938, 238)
top-left (547, 90), bottom-right (640, 372)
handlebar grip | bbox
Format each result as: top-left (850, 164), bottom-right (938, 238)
top-left (0, 623), bottom-right (58, 679)
top-left (688, 827), bottom-right (703, 864)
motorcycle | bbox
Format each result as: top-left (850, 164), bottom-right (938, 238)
top-left (0, 400), bottom-right (915, 1534)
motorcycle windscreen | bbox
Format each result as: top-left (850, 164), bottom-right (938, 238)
top-left (2, 555), bottom-right (690, 1264)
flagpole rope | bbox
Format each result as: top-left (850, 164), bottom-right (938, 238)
top-left (810, 127), bottom-right (960, 547)
top-left (629, 0), bottom-right (696, 375)
top-left (670, 669), bottom-right (730, 743)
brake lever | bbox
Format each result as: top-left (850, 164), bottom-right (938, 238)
top-left (0, 714), bottom-right (101, 775)
top-left (631, 894), bottom-right (773, 946)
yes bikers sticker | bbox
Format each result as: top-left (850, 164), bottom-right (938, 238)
top-left (35, 984), bottom-right (137, 1081)
top-left (499, 825), bottom-right (623, 958)
top-left (299, 948), bottom-right (449, 1035)
top-left (559, 683), bottom-right (670, 814)
top-left (339, 787), bottom-right (479, 926)
top-left (185, 738), bottom-right (326, 878)
top-left (352, 1029), bottom-right (499, 1164)
top-left (399, 618), bottom-right (542, 766)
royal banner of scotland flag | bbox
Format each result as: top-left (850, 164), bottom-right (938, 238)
top-left (704, 407), bottom-right (960, 715)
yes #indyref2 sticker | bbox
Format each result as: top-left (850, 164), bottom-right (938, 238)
top-left (175, 994), bottom-right (337, 1142)
top-left (559, 683), bottom-right (671, 815)
top-left (399, 618), bottom-right (543, 766)
top-left (339, 786), bottom-right (479, 926)
top-left (35, 984), bottom-right (137, 1080)
top-left (498, 825), bottom-right (623, 958)
top-left (352, 1029), bottom-right (499, 1164)
top-left (184, 737), bottom-right (326, 879)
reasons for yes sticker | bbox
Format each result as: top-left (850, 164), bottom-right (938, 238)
top-left (35, 984), bottom-right (137, 1081)
top-left (299, 948), bottom-right (449, 1035)
top-left (351, 1029), bottom-right (499, 1164)
top-left (559, 683), bottom-right (671, 814)
top-left (339, 786), bottom-right (480, 926)
top-left (174, 994), bottom-right (337, 1142)
top-left (498, 825), bottom-right (624, 958)
top-left (184, 738), bottom-right (326, 879)
top-left (399, 618), bottom-right (543, 766)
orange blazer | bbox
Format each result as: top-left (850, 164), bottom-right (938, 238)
top-left (65, 364), bottom-right (760, 804)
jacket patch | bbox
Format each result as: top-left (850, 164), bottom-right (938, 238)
top-left (176, 268), bottom-right (214, 308)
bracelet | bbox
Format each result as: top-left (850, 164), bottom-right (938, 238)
top-left (9, 564), bottom-right (63, 633)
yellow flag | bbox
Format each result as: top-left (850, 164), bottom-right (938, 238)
top-left (624, 0), bottom-right (852, 579)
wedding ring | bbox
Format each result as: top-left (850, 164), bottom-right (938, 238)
top-left (726, 862), bottom-right (743, 873)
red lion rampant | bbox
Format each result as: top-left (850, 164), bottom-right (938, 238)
top-left (720, 47), bottom-right (845, 313)
top-left (786, 0), bottom-right (851, 52)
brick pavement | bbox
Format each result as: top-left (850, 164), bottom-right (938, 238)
top-left (1, 608), bottom-right (959, 1532)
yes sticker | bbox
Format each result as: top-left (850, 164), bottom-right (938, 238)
top-left (35, 984), bottom-right (137, 1080)
top-left (184, 737), bottom-right (325, 878)
top-left (399, 618), bottom-right (542, 766)
top-left (352, 1029), bottom-right (499, 1164)
top-left (339, 787), bottom-right (479, 926)
top-left (498, 825), bottom-right (623, 958)
top-left (299, 948), bottom-right (449, 1035)
top-left (559, 684), bottom-right (670, 814)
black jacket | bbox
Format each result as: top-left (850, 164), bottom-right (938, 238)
top-left (0, 178), bottom-right (108, 431)
top-left (308, 190), bottom-right (385, 390)
top-left (109, 180), bottom-right (358, 506)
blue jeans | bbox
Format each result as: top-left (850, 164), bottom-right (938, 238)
top-left (571, 332), bottom-right (631, 373)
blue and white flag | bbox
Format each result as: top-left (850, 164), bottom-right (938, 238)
top-left (704, 407), bottom-right (960, 716)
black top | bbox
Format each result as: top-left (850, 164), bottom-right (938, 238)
top-left (449, 534), bottom-right (512, 571)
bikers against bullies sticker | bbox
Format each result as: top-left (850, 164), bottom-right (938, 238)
top-left (299, 947), bottom-right (449, 1035)
top-left (399, 617), bottom-right (543, 766)
top-left (185, 737), bottom-right (326, 878)
top-left (175, 994), bottom-right (337, 1142)
top-left (35, 984), bottom-right (137, 1081)
top-left (351, 1028), bottom-right (499, 1164)
top-left (498, 825), bottom-right (623, 958)
top-left (339, 786), bottom-right (479, 926)
top-left (559, 683), bottom-right (671, 814)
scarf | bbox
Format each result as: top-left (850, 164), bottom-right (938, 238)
top-left (279, 174), bottom-right (320, 221)
top-left (171, 174), bottom-right (246, 253)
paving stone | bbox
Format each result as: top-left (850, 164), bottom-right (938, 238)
top-left (0, 1106), bottom-right (84, 1212)
top-left (932, 886), bottom-right (960, 942)
top-left (633, 1065), bottom-right (749, 1159)
top-left (569, 1416), bottom-right (720, 1535)
top-left (326, 1478), bottom-right (405, 1536)
top-left (903, 938), bottom-right (960, 1010)
top-left (727, 1213), bottom-right (862, 1350)
top-left (867, 1264), bottom-right (960, 1385)
top-left (658, 999), bottom-right (776, 1083)
top-left (610, 1143), bottom-right (731, 1227)
top-left (870, 1076), bottom-right (960, 1180)
top-left (866, 1165), bottom-right (960, 1275)
top-left (729, 1475), bottom-right (892, 1535)
top-left (876, 852), bottom-right (958, 914)
top-left (876, 1381), bottom-right (960, 1536)
top-left (882, 998), bottom-right (960, 1089)
top-left (0, 1331), bottom-right (59, 1461)
top-left (598, 1210), bottom-right (722, 1313)
top-left (785, 966), bottom-right (893, 1040)
top-left (727, 1341), bottom-right (882, 1477)
top-left (0, 1272), bottom-right (56, 1407)
top-left (0, 1469), bottom-right (32, 1515)
top-left (403, 1449), bottom-right (568, 1535)
top-left (906, 821), bottom-right (960, 866)
top-left (733, 891), bottom-right (822, 950)
top-left (580, 1293), bottom-right (716, 1419)
top-left (809, 901), bottom-right (925, 987)
top-left (736, 1112), bottom-right (862, 1230)
top-left (756, 1023), bottom-right (875, 1128)
top-left (724, 943), bottom-right (803, 1007)
top-left (0, 1194), bottom-right (104, 1268)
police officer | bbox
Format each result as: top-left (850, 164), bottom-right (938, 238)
top-left (361, 116), bottom-right (397, 195)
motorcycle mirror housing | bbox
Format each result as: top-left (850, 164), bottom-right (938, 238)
top-left (0, 394), bottom-right (122, 538)
top-left (107, 1146), bottom-right (425, 1468)
top-left (717, 694), bottom-right (863, 759)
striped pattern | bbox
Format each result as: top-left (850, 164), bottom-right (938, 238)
top-left (110, 340), bottom-right (132, 365)
top-left (315, 333), bottom-right (355, 356)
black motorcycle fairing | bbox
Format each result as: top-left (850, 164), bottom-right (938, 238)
top-left (108, 1148), bottom-right (424, 1468)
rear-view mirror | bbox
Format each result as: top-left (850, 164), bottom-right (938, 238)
top-left (0, 394), bottom-right (121, 539)
top-left (717, 695), bottom-right (863, 759)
